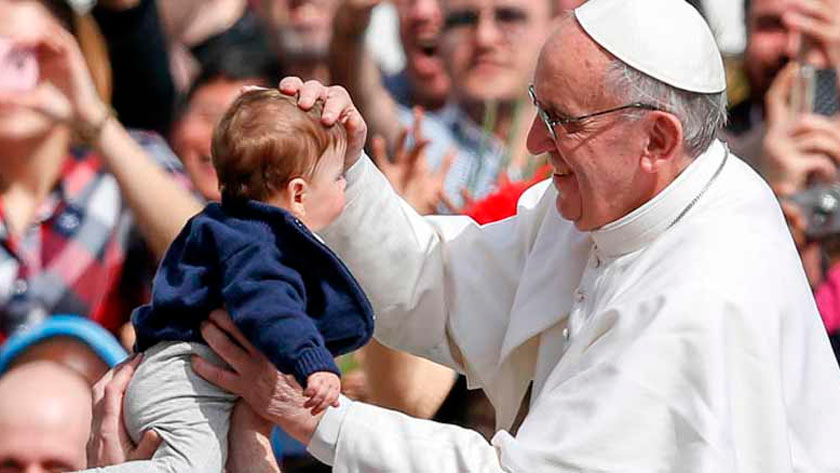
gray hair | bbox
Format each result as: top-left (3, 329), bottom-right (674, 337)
top-left (604, 60), bottom-right (728, 158)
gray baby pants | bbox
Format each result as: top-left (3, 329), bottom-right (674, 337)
top-left (81, 341), bottom-right (238, 473)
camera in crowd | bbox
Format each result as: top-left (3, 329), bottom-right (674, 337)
top-left (790, 65), bottom-right (840, 239)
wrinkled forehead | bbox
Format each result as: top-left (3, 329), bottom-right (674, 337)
top-left (533, 19), bottom-right (615, 105)
top-left (535, 18), bottom-right (609, 83)
top-left (745, 0), bottom-right (793, 29)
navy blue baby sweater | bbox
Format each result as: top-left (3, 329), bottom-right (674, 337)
top-left (132, 198), bottom-right (375, 385)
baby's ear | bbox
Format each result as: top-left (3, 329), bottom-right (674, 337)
top-left (286, 177), bottom-right (309, 216)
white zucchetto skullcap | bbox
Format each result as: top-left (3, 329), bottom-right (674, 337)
top-left (575, 0), bottom-right (726, 94)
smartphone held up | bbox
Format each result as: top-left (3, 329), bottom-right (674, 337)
top-left (789, 61), bottom-right (840, 240)
top-left (0, 37), bottom-right (39, 94)
top-left (791, 64), bottom-right (840, 118)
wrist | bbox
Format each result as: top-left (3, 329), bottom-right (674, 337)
top-left (285, 410), bottom-right (325, 445)
top-left (75, 103), bottom-right (115, 146)
top-left (77, 101), bottom-right (110, 127)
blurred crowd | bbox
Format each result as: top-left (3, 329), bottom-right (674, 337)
top-left (1, 0), bottom-right (840, 471)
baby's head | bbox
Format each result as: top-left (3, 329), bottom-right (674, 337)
top-left (212, 88), bottom-right (348, 231)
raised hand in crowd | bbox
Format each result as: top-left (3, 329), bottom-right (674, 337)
top-left (334, 0), bottom-right (382, 36)
top-left (330, 0), bottom-right (405, 147)
top-left (1, 25), bottom-right (106, 129)
top-left (783, 0), bottom-right (840, 68)
top-left (762, 62), bottom-right (840, 196)
top-left (157, 0), bottom-right (245, 49)
top-left (759, 0), bottom-right (840, 198)
top-left (371, 107), bottom-right (455, 215)
top-left (761, 61), bottom-right (840, 288)
top-left (0, 25), bottom-right (201, 259)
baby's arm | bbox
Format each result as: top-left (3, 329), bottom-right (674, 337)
top-left (304, 371), bottom-right (341, 415)
top-left (220, 242), bottom-right (340, 385)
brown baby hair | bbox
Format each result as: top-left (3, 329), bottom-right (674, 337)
top-left (211, 88), bottom-right (347, 201)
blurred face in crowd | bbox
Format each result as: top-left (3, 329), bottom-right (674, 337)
top-left (0, 0), bottom-right (61, 143)
top-left (9, 336), bottom-right (109, 386)
top-left (439, 0), bottom-right (553, 106)
top-left (527, 19), bottom-right (669, 231)
top-left (395, 0), bottom-right (451, 109)
top-left (171, 77), bottom-right (265, 202)
top-left (261, 0), bottom-right (339, 61)
top-left (0, 362), bottom-right (92, 473)
top-left (744, 0), bottom-right (800, 100)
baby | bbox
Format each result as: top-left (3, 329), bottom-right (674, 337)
top-left (85, 89), bottom-right (374, 473)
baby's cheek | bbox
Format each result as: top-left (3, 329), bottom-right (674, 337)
top-left (333, 192), bottom-right (347, 218)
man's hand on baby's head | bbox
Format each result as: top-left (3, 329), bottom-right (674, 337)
top-left (303, 371), bottom-right (341, 415)
top-left (278, 76), bottom-right (368, 171)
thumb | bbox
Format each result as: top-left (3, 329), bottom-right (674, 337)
top-left (130, 430), bottom-right (162, 461)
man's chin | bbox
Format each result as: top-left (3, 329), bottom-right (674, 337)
top-left (554, 197), bottom-right (582, 226)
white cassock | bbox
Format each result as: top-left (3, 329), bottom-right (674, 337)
top-left (311, 140), bottom-right (840, 472)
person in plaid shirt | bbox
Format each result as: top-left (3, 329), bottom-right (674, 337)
top-left (0, 0), bottom-right (202, 343)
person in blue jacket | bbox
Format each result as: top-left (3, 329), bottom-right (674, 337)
top-left (83, 88), bottom-right (374, 473)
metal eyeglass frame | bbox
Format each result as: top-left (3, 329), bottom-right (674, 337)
top-left (528, 84), bottom-right (663, 141)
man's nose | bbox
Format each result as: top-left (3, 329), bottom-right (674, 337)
top-left (475, 11), bottom-right (503, 47)
top-left (526, 114), bottom-right (553, 155)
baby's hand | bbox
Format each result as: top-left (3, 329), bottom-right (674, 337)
top-left (303, 371), bottom-right (341, 415)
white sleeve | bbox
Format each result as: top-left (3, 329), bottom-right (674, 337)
top-left (309, 397), bottom-right (508, 473)
top-left (320, 155), bottom-right (551, 371)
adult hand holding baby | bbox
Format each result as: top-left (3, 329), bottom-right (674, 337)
top-left (192, 309), bottom-right (325, 445)
top-left (278, 77), bottom-right (368, 171)
top-left (86, 355), bottom-right (162, 468)
top-left (87, 350), bottom-right (281, 473)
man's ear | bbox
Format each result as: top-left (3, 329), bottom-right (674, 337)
top-left (640, 112), bottom-right (683, 174)
top-left (285, 177), bottom-right (309, 217)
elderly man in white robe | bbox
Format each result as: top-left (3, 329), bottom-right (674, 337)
top-left (88, 0), bottom-right (840, 471)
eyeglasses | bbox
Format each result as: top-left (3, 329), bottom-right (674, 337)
top-left (528, 84), bottom-right (662, 141)
top-left (443, 7), bottom-right (529, 38)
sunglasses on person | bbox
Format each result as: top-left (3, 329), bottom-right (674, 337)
top-left (443, 6), bottom-right (529, 37)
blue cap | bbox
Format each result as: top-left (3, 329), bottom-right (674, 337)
top-left (0, 315), bottom-right (128, 375)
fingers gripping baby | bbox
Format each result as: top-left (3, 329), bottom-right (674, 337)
top-left (80, 89), bottom-right (374, 473)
